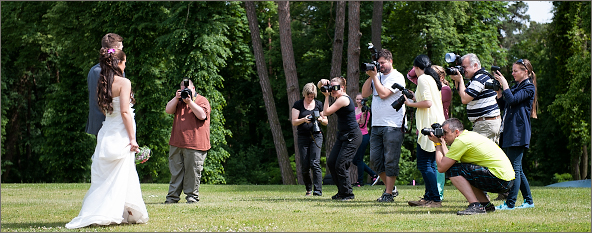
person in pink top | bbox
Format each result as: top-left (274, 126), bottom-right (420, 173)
top-left (351, 93), bottom-right (378, 187)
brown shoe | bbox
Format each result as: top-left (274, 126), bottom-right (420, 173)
top-left (408, 198), bottom-right (427, 206)
top-left (420, 200), bottom-right (442, 208)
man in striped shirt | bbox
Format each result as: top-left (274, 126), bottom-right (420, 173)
top-left (449, 53), bottom-right (501, 144)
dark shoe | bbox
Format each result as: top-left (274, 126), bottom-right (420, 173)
top-left (482, 202), bottom-right (496, 212)
top-left (337, 194), bottom-right (355, 201)
top-left (408, 197), bottom-right (428, 206)
top-left (313, 191), bottom-right (322, 196)
top-left (164, 200), bottom-right (178, 204)
top-left (376, 192), bottom-right (394, 202)
top-left (186, 196), bottom-right (199, 204)
top-left (383, 186), bottom-right (399, 198)
top-left (457, 203), bottom-right (486, 215)
top-left (494, 192), bottom-right (509, 201)
top-left (305, 191), bottom-right (312, 196)
top-left (352, 181), bottom-right (363, 187)
top-left (420, 200), bottom-right (442, 208)
top-left (331, 193), bottom-right (342, 200)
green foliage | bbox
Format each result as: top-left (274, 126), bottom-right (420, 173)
top-left (553, 173), bottom-right (574, 183)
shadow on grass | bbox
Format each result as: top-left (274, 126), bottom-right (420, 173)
top-left (2, 221), bottom-right (144, 230)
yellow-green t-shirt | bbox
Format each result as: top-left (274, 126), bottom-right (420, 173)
top-left (446, 130), bottom-right (515, 181)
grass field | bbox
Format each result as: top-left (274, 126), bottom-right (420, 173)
top-left (1, 183), bottom-right (590, 232)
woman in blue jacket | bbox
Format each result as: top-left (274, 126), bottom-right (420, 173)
top-left (492, 59), bottom-right (538, 210)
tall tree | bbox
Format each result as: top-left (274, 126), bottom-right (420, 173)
top-left (245, 1), bottom-right (296, 185)
top-left (371, 1), bottom-right (383, 51)
top-left (277, 1), bottom-right (304, 185)
top-left (325, 1), bottom-right (346, 183)
top-left (346, 1), bottom-right (361, 183)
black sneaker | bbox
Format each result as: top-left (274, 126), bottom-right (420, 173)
top-left (337, 194), bottom-right (355, 201)
top-left (331, 193), bottom-right (342, 200)
top-left (457, 203), bottom-right (486, 215)
top-left (313, 191), bottom-right (322, 196)
top-left (376, 192), bottom-right (394, 202)
top-left (482, 202), bottom-right (496, 212)
top-left (352, 181), bottom-right (364, 187)
top-left (382, 186), bottom-right (399, 198)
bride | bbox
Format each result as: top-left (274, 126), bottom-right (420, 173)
top-left (66, 48), bottom-right (149, 229)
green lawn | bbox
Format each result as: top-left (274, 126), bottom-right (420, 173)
top-left (1, 183), bottom-right (590, 232)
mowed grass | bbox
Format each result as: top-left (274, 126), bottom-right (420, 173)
top-left (1, 183), bottom-right (590, 232)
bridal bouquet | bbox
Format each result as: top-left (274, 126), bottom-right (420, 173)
top-left (135, 146), bottom-right (152, 164)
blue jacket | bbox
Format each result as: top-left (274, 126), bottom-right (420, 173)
top-left (496, 78), bottom-right (535, 148)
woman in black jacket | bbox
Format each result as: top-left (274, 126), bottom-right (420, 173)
top-left (492, 59), bottom-right (538, 210)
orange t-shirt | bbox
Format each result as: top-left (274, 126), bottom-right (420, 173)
top-left (169, 94), bottom-right (211, 151)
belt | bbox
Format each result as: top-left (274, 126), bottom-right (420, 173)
top-left (474, 115), bottom-right (500, 123)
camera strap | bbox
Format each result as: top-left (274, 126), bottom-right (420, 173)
top-left (310, 131), bottom-right (323, 149)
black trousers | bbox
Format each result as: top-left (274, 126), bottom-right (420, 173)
top-left (298, 133), bottom-right (323, 193)
top-left (327, 129), bottom-right (362, 196)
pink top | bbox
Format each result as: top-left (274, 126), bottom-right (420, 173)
top-left (355, 107), bottom-right (371, 135)
top-left (441, 85), bottom-right (452, 119)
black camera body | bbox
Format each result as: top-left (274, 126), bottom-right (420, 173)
top-left (390, 83), bottom-right (414, 111)
top-left (320, 84), bottom-right (341, 93)
top-left (484, 66), bottom-right (502, 91)
top-left (421, 123), bottom-right (444, 138)
top-left (361, 98), bottom-right (370, 112)
top-left (444, 53), bottom-right (465, 76)
top-left (306, 110), bottom-right (321, 133)
top-left (180, 78), bottom-right (193, 100)
top-left (361, 43), bottom-right (381, 72)
top-left (445, 66), bottom-right (465, 76)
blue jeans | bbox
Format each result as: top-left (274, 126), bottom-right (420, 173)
top-left (416, 144), bottom-right (440, 202)
top-left (352, 134), bottom-right (376, 183)
top-left (504, 146), bottom-right (533, 208)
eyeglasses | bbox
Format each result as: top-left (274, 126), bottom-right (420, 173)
top-left (516, 59), bottom-right (528, 71)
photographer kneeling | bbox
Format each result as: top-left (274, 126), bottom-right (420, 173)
top-left (291, 83), bottom-right (328, 196)
top-left (427, 118), bottom-right (515, 215)
top-left (318, 77), bottom-right (362, 201)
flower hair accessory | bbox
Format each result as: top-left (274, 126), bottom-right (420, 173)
top-left (108, 48), bottom-right (115, 54)
top-left (135, 146), bottom-right (152, 164)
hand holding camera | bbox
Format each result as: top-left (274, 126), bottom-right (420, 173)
top-left (390, 82), bottom-right (414, 111)
top-left (421, 123), bottom-right (444, 138)
top-left (307, 110), bottom-right (322, 133)
top-left (362, 43), bottom-right (380, 77)
top-left (178, 78), bottom-right (193, 102)
top-left (487, 66), bottom-right (505, 92)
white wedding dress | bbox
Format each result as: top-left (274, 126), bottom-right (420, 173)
top-left (66, 97), bottom-right (149, 229)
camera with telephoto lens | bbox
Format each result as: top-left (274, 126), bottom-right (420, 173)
top-left (484, 66), bottom-right (502, 91)
top-left (421, 123), bottom-right (444, 138)
top-left (361, 43), bottom-right (381, 72)
top-left (390, 83), bottom-right (415, 111)
top-left (444, 52), bottom-right (465, 76)
top-left (320, 84), bottom-right (341, 93)
top-left (306, 110), bottom-right (321, 133)
top-left (180, 78), bottom-right (193, 100)
top-left (361, 98), bottom-right (370, 112)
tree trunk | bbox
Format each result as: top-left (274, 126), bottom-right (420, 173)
top-left (277, 1), bottom-right (304, 185)
top-left (347, 1), bottom-right (361, 184)
top-left (371, 1), bottom-right (383, 51)
top-left (571, 152), bottom-right (582, 180)
top-left (245, 1), bottom-right (296, 185)
top-left (324, 1), bottom-right (346, 184)
top-left (582, 144), bottom-right (589, 179)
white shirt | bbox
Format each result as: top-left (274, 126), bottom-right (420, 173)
top-left (370, 69), bottom-right (406, 127)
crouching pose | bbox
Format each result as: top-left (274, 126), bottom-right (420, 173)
top-left (427, 118), bottom-right (515, 215)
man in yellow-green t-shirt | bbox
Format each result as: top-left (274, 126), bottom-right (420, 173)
top-left (427, 118), bottom-right (515, 215)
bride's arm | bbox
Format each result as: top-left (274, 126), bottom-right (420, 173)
top-left (119, 78), bottom-right (139, 152)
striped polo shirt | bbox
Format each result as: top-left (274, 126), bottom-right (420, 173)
top-left (465, 69), bottom-right (500, 122)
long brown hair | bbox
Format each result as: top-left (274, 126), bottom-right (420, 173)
top-left (97, 48), bottom-right (134, 114)
top-left (516, 59), bottom-right (538, 118)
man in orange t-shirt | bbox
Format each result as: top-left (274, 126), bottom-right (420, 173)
top-left (164, 78), bottom-right (211, 204)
